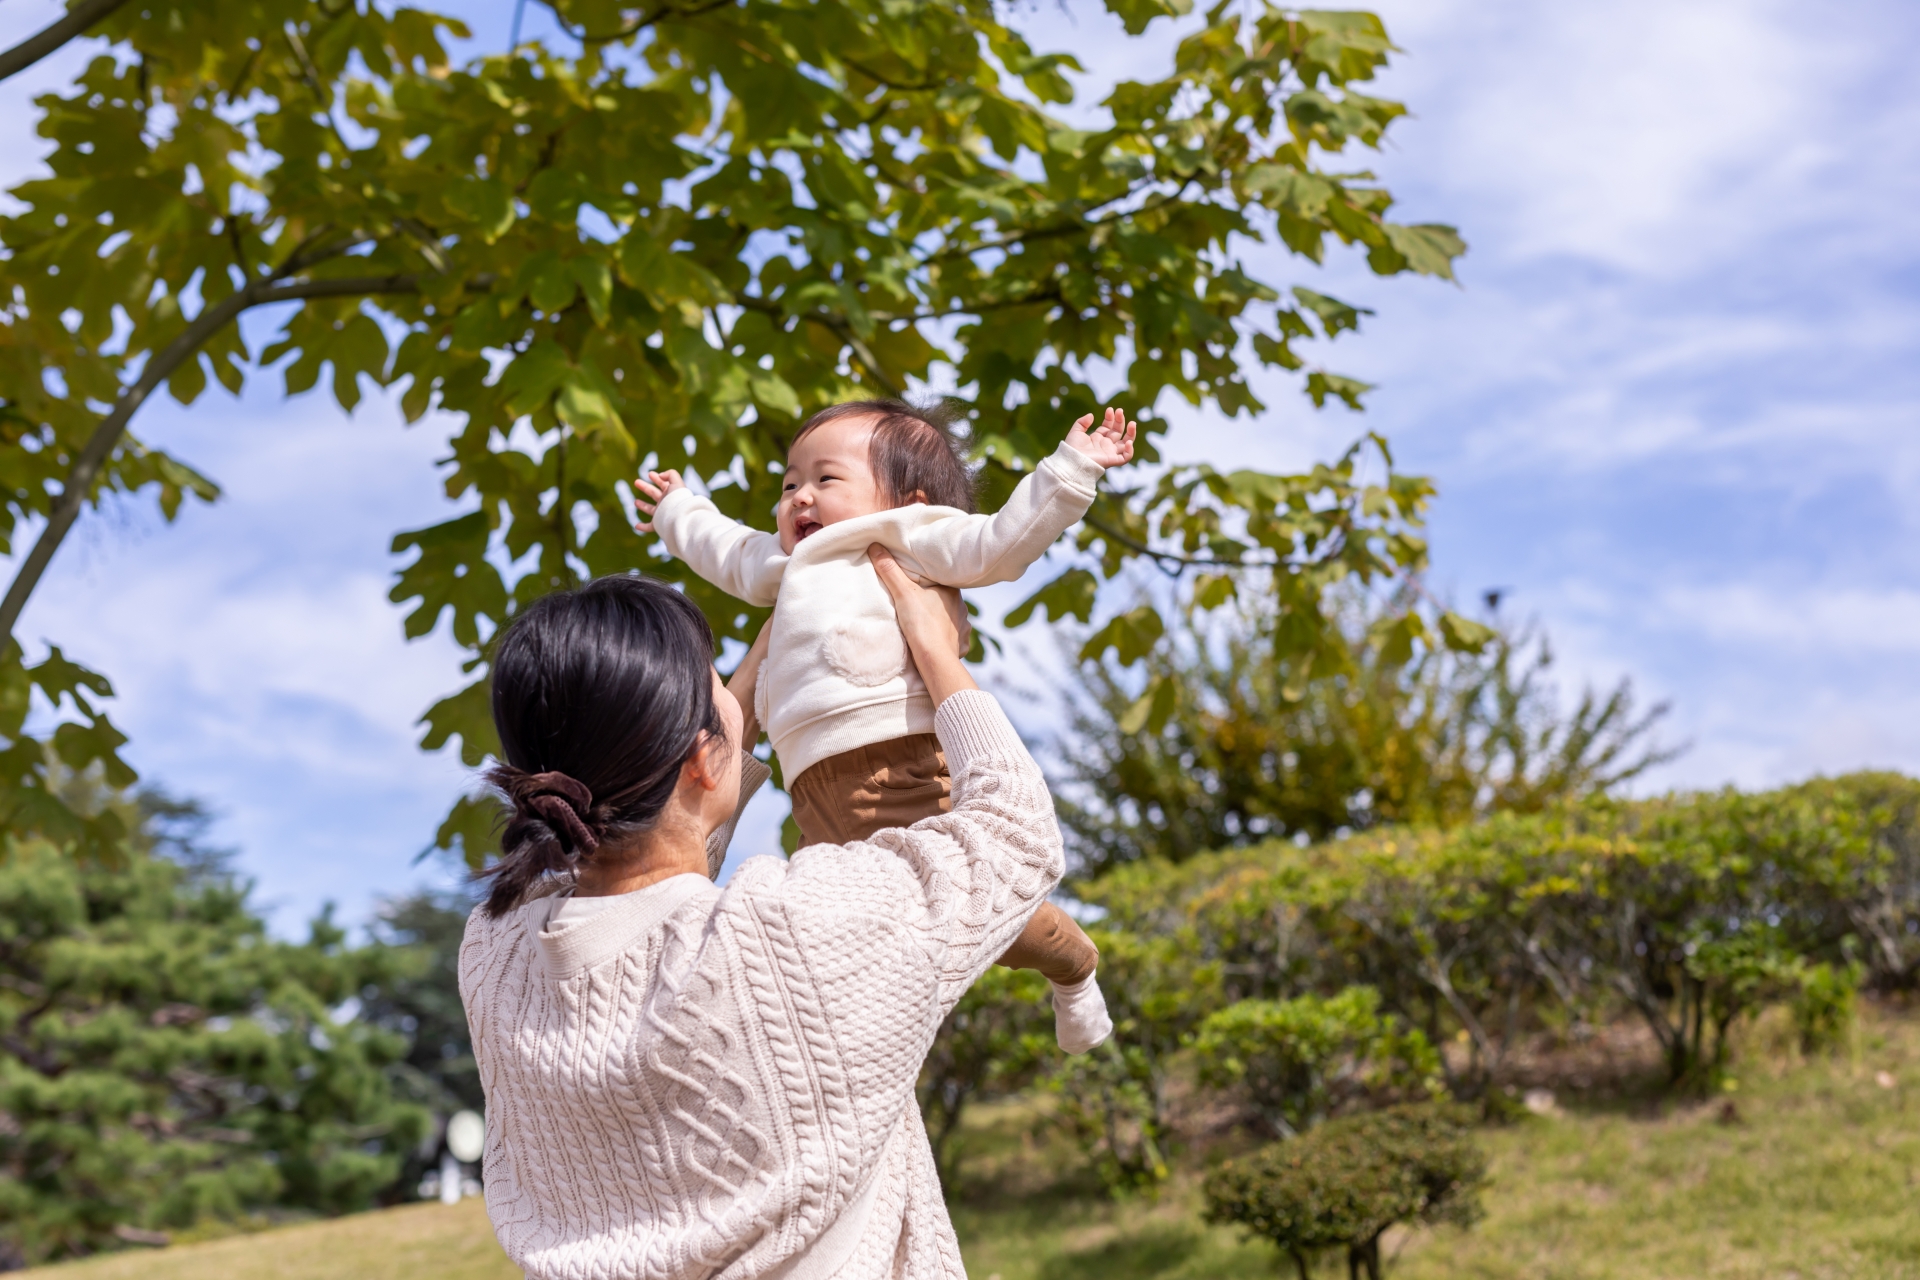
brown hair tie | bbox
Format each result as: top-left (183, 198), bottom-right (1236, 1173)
top-left (520, 772), bottom-right (599, 855)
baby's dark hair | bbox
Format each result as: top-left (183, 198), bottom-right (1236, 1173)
top-left (793, 398), bottom-right (976, 513)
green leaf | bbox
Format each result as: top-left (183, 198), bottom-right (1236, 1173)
top-left (1007, 568), bottom-right (1099, 627)
top-left (1081, 605), bottom-right (1165, 666)
top-left (445, 177), bottom-right (515, 242)
top-left (1382, 223), bottom-right (1466, 280)
top-left (1118, 672), bottom-right (1179, 735)
top-left (1106, 0), bottom-right (1192, 36)
top-left (748, 368), bottom-right (802, 418)
top-left (1305, 371), bottom-right (1373, 410)
top-left (1192, 572), bottom-right (1236, 611)
top-left (1437, 611), bottom-right (1497, 654)
top-left (571, 257), bottom-right (613, 326)
top-left (1293, 287), bottom-right (1373, 338)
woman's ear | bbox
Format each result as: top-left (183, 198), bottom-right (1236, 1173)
top-left (908, 488), bottom-right (928, 506)
top-left (683, 732), bottom-right (728, 793)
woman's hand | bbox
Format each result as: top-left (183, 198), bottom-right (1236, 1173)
top-left (870, 546), bottom-right (978, 708)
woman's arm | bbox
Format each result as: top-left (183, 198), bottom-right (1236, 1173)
top-left (809, 549), bottom-right (1062, 1005)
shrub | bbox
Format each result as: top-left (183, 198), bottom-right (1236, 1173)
top-left (1051, 1041), bottom-right (1169, 1194)
top-left (1191, 987), bottom-right (1441, 1137)
top-left (917, 965), bottom-right (1053, 1181)
top-left (1203, 1103), bottom-right (1487, 1280)
top-left (1075, 772), bottom-right (1920, 1095)
top-left (1792, 961), bottom-right (1862, 1055)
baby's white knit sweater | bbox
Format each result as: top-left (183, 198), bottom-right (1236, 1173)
top-left (653, 443), bottom-right (1104, 782)
top-left (459, 691), bottom-right (1063, 1280)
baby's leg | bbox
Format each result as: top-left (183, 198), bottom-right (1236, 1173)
top-left (996, 901), bottom-right (1098, 985)
top-left (790, 734), bottom-right (1112, 1053)
top-left (1002, 904), bottom-right (1111, 1054)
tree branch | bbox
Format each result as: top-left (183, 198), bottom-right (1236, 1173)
top-left (1082, 514), bottom-right (1275, 573)
top-left (0, 0), bottom-right (134, 84)
top-left (0, 270), bottom-right (486, 643)
top-left (537, 0), bottom-right (735, 45)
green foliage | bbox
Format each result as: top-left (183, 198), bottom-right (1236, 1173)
top-left (0, 0), bottom-right (1466, 861)
top-left (1190, 986), bottom-right (1439, 1138)
top-left (1202, 1103), bottom-right (1487, 1280)
top-left (1048, 923), bottom-right (1227, 1193)
top-left (360, 889), bottom-right (484, 1201)
top-left (1055, 593), bottom-right (1675, 873)
top-left (362, 890), bottom-right (483, 1117)
top-left (918, 965), bottom-right (1054, 1181)
top-left (0, 647), bottom-right (139, 864)
top-left (1050, 1041), bottom-right (1171, 1196)
top-left (1062, 772), bottom-right (1920, 1107)
top-left (1791, 961), bottom-right (1861, 1056)
top-left (0, 811), bottom-right (429, 1265)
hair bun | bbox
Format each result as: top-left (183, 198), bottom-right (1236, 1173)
top-left (513, 771), bottom-right (601, 856)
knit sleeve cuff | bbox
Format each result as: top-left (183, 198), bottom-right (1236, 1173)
top-left (934, 689), bottom-right (1027, 775)
top-left (1040, 441), bottom-right (1106, 495)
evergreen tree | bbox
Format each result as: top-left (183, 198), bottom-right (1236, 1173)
top-left (0, 785), bottom-right (429, 1265)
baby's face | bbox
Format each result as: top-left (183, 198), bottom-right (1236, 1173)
top-left (777, 415), bottom-right (888, 554)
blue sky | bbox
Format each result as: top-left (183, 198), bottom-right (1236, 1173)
top-left (3, 0), bottom-right (1916, 933)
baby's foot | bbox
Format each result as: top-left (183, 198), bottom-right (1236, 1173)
top-left (1050, 970), bottom-right (1114, 1055)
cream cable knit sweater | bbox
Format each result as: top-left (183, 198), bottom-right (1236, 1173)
top-left (460, 690), bottom-right (1064, 1280)
top-left (651, 444), bottom-right (1103, 782)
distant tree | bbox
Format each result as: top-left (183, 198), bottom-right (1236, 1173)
top-left (359, 888), bottom-right (483, 1201)
top-left (362, 889), bottom-right (483, 1117)
top-left (916, 966), bottom-right (1053, 1185)
top-left (0, 779), bottom-right (428, 1266)
top-left (1054, 591), bottom-right (1676, 874)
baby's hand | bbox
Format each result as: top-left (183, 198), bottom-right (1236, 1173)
top-left (1064, 407), bottom-right (1137, 471)
top-left (632, 469), bottom-right (686, 533)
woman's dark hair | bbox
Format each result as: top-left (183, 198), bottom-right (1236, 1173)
top-left (793, 398), bottom-right (977, 513)
top-left (478, 575), bottom-right (725, 917)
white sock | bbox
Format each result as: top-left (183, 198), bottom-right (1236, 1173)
top-left (1049, 969), bottom-right (1114, 1055)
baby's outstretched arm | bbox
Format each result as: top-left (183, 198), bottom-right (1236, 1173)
top-left (1062, 406), bottom-right (1137, 470)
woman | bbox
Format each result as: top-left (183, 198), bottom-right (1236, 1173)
top-left (459, 548), bottom-right (1065, 1280)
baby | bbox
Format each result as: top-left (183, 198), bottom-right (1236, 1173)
top-left (633, 399), bottom-right (1136, 1054)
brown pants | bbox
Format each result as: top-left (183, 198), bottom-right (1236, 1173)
top-left (789, 733), bottom-right (1099, 986)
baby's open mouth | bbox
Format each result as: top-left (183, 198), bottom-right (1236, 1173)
top-left (793, 517), bottom-right (822, 542)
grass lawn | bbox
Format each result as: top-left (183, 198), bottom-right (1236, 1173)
top-left (27, 1005), bottom-right (1920, 1280)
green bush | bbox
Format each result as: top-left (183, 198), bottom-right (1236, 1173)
top-left (1203, 1103), bottom-right (1487, 1280)
top-left (1191, 986), bottom-right (1441, 1137)
top-left (918, 965), bottom-right (1053, 1180)
top-left (1074, 772), bottom-right (1920, 1094)
top-left (1050, 1040), bottom-right (1170, 1195)
top-left (1792, 961), bottom-right (1862, 1055)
